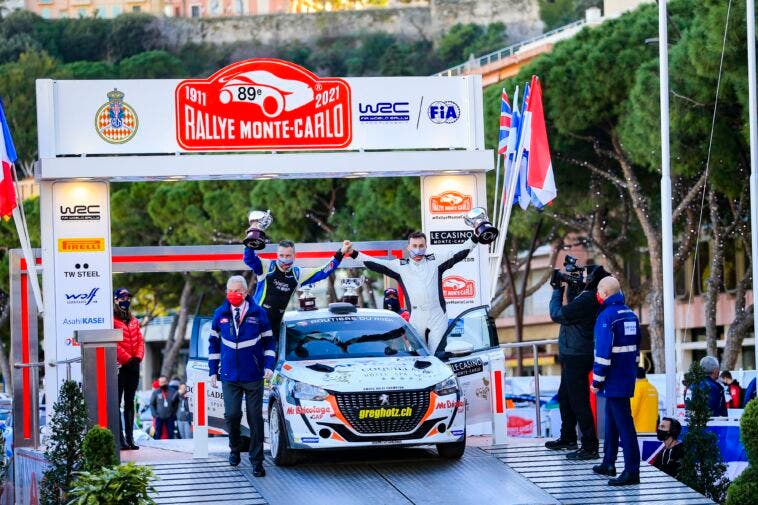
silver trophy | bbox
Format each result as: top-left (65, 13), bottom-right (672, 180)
top-left (463, 207), bottom-right (499, 245)
top-left (341, 277), bottom-right (365, 306)
top-left (298, 285), bottom-right (317, 311)
top-left (244, 209), bottom-right (273, 250)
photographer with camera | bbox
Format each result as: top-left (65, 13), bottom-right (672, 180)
top-left (545, 257), bottom-right (610, 460)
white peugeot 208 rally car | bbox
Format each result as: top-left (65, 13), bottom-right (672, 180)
top-left (267, 302), bottom-right (465, 465)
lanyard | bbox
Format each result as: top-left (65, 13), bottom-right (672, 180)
top-left (233, 301), bottom-right (248, 336)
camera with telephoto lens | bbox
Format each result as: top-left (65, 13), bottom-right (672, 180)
top-left (551, 255), bottom-right (586, 289)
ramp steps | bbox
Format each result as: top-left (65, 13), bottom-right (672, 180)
top-left (482, 444), bottom-right (716, 505)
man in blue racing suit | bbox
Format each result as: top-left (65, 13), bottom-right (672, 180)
top-left (244, 239), bottom-right (353, 335)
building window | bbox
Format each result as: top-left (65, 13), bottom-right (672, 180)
top-left (132, 5), bottom-right (141, 12)
top-left (41, 7), bottom-right (51, 18)
top-left (78, 8), bottom-right (86, 17)
top-left (112, 5), bottom-right (121, 16)
top-left (191, 5), bottom-right (200, 17)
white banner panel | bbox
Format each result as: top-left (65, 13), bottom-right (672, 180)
top-left (51, 181), bottom-right (113, 385)
top-left (421, 174), bottom-right (490, 318)
top-left (38, 72), bottom-right (482, 157)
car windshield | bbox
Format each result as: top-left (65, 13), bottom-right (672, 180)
top-left (284, 315), bottom-right (428, 361)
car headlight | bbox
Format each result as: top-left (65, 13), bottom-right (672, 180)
top-left (288, 380), bottom-right (328, 401)
top-left (434, 375), bottom-right (459, 396)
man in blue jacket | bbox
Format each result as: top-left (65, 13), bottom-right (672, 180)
top-left (696, 356), bottom-right (728, 417)
top-left (209, 275), bottom-right (275, 476)
top-left (590, 276), bottom-right (641, 486)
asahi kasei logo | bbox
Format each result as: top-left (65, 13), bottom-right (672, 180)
top-left (95, 88), bottom-right (138, 144)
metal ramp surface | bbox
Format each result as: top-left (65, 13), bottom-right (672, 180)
top-left (235, 446), bottom-right (558, 505)
top-left (145, 458), bottom-right (267, 505)
top-left (483, 444), bottom-right (716, 505)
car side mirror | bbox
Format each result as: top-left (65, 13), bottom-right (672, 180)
top-left (445, 339), bottom-right (474, 357)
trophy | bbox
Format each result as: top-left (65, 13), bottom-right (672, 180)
top-left (298, 285), bottom-right (317, 311)
top-left (341, 277), bottom-right (364, 306)
top-left (463, 207), bottom-right (499, 244)
top-left (243, 209), bottom-right (273, 250)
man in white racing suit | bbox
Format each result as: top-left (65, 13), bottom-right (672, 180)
top-left (349, 231), bottom-right (480, 353)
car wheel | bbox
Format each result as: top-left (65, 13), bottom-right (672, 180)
top-left (269, 401), bottom-right (298, 466)
top-left (436, 434), bottom-right (466, 459)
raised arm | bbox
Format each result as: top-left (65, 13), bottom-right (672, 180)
top-left (243, 247), bottom-right (265, 276)
top-left (437, 236), bottom-right (478, 272)
top-left (298, 249), bottom-right (345, 287)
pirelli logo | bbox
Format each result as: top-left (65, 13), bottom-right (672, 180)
top-left (58, 238), bottom-right (105, 252)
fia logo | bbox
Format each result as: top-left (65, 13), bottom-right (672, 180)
top-left (428, 101), bottom-right (460, 124)
top-left (64, 287), bottom-right (99, 305)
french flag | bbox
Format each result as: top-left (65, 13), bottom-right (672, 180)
top-left (523, 76), bottom-right (556, 207)
top-left (498, 90), bottom-right (512, 155)
top-left (0, 97), bottom-right (18, 220)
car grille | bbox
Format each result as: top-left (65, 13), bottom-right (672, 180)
top-left (333, 389), bottom-right (431, 434)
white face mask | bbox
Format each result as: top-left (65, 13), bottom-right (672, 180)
top-left (409, 248), bottom-right (426, 259)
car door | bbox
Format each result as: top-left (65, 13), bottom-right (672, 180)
top-left (435, 306), bottom-right (500, 435)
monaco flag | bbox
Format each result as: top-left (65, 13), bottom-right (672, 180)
top-left (523, 76), bottom-right (556, 207)
top-left (0, 97), bottom-right (18, 219)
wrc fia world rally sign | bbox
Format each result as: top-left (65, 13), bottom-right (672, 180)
top-left (175, 59), bottom-right (353, 150)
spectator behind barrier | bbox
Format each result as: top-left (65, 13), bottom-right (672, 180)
top-left (176, 383), bottom-right (193, 439)
top-left (150, 375), bottom-right (180, 440)
top-left (696, 356), bottom-right (728, 417)
top-left (631, 367), bottom-right (659, 433)
top-left (651, 417), bottom-right (684, 479)
top-left (719, 371), bottom-right (743, 409)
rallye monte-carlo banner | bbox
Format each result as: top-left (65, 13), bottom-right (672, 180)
top-left (40, 58), bottom-right (482, 155)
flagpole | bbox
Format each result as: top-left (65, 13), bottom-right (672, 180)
top-left (11, 205), bottom-right (43, 313)
top-left (746, 0), bottom-right (758, 374)
top-left (659, 0), bottom-right (677, 416)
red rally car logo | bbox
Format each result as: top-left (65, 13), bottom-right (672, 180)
top-left (175, 58), bottom-right (353, 151)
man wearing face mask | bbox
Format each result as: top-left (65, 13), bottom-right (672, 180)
top-left (349, 231), bottom-right (480, 352)
top-left (244, 240), bottom-right (353, 335)
top-left (383, 288), bottom-right (410, 321)
top-left (113, 287), bottom-right (144, 451)
top-left (208, 275), bottom-right (274, 476)
top-left (651, 417), bottom-right (684, 479)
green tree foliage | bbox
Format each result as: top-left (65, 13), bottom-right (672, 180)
top-left (436, 23), bottom-right (507, 68)
top-left (58, 17), bottom-right (109, 62)
top-left (679, 362), bottom-right (729, 503)
top-left (538, 0), bottom-right (601, 31)
top-left (68, 463), bottom-right (155, 505)
top-left (40, 381), bottom-right (88, 505)
top-left (82, 426), bottom-right (118, 472)
top-left (726, 399), bottom-right (758, 504)
top-left (119, 50), bottom-right (184, 79)
top-left (108, 13), bottom-right (161, 61)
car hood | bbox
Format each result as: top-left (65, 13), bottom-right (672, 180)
top-left (280, 356), bottom-right (452, 393)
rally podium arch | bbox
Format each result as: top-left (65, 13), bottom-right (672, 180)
top-left (18, 58), bottom-right (495, 446)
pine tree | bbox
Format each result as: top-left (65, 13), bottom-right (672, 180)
top-left (39, 380), bottom-right (88, 505)
top-left (678, 362), bottom-right (729, 502)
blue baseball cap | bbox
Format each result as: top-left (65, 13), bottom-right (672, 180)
top-left (113, 287), bottom-right (132, 299)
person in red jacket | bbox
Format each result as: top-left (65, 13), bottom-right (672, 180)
top-left (720, 371), bottom-right (743, 409)
top-left (114, 287), bottom-right (144, 450)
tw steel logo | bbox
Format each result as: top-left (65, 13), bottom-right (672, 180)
top-left (175, 58), bottom-right (353, 151)
top-left (429, 190), bottom-right (473, 214)
top-left (442, 275), bottom-right (476, 299)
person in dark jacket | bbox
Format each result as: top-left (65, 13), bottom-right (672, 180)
top-left (696, 356), bottom-right (728, 417)
top-left (113, 287), bottom-right (144, 451)
top-left (176, 383), bottom-right (192, 439)
top-left (209, 275), bottom-right (275, 477)
top-left (545, 264), bottom-right (609, 460)
top-left (651, 417), bottom-right (684, 479)
top-left (383, 288), bottom-right (410, 321)
top-left (590, 276), bottom-right (642, 486)
top-left (150, 375), bottom-right (180, 439)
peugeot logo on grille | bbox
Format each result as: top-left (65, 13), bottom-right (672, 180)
top-left (378, 394), bottom-right (390, 406)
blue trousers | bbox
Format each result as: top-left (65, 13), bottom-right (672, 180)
top-left (155, 416), bottom-right (175, 439)
top-left (602, 397), bottom-right (640, 473)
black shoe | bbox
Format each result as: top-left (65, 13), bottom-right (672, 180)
top-left (229, 452), bottom-right (241, 466)
top-left (592, 464), bottom-right (617, 477)
top-left (545, 438), bottom-right (578, 450)
top-left (252, 462), bottom-right (266, 477)
top-left (608, 471), bottom-right (640, 486)
top-left (126, 443), bottom-right (139, 450)
top-left (566, 448), bottom-right (600, 460)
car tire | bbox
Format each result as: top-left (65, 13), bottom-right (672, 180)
top-left (269, 400), bottom-right (298, 466)
top-left (436, 435), bottom-right (466, 459)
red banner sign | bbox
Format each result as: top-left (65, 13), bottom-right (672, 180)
top-left (175, 59), bottom-right (352, 151)
top-left (430, 190), bottom-right (473, 214)
top-left (442, 275), bottom-right (476, 299)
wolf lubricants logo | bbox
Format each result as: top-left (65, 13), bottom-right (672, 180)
top-left (429, 190), bottom-right (473, 214)
top-left (442, 275), bottom-right (476, 299)
top-left (175, 59), bottom-right (353, 150)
